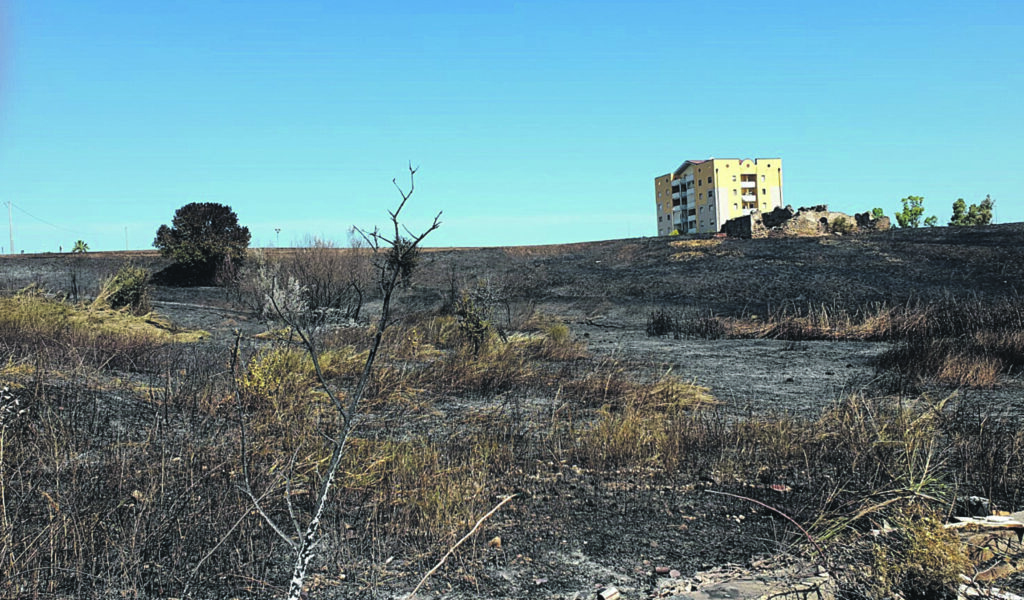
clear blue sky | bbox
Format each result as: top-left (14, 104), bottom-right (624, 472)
top-left (1, 0), bottom-right (1021, 252)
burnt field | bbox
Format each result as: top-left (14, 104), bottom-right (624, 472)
top-left (2, 223), bottom-right (1024, 599)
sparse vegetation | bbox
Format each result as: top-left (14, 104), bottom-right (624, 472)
top-left (94, 261), bottom-right (151, 314)
top-left (2, 224), bottom-right (1023, 599)
top-left (830, 215), bottom-right (855, 235)
top-left (282, 234), bottom-right (373, 323)
top-left (950, 195), bottom-right (995, 226)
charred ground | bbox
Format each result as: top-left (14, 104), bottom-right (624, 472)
top-left (1, 223), bottom-right (1023, 599)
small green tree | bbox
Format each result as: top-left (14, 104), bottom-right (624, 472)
top-left (71, 240), bottom-right (89, 253)
top-left (924, 215), bottom-right (938, 227)
top-left (973, 195), bottom-right (994, 225)
top-left (949, 199), bottom-right (968, 226)
top-left (894, 196), bottom-right (936, 228)
top-left (154, 202), bottom-right (250, 285)
top-left (950, 195), bottom-right (994, 226)
top-left (871, 207), bottom-right (886, 219)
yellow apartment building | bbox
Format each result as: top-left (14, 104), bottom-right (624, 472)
top-left (655, 158), bottom-right (783, 235)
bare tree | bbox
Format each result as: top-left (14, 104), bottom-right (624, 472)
top-left (284, 231), bottom-right (373, 325)
top-left (234, 166), bottom-right (441, 600)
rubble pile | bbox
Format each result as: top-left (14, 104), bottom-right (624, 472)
top-left (720, 204), bottom-right (891, 239)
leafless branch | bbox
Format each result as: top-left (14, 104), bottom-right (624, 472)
top-left (285, 448), bottom-right (303, 539)
top-left (183, 484), bottom-right (276, 596)
top-left (270, 166), bottom-right (440, 600)
top-left (268, 287), bottom-right (348, 420)
top-left (405, 494), bottom-right (516, 600)
top-left (231, 330), bottom-right (296, 549)
top-left (706, 489), bottom-right (828, 568)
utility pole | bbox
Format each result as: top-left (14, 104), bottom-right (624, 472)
top-left (6, 201), bottom-right (12, 256)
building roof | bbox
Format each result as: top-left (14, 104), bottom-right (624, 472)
top-left (672, 157), bottom-right (782, 176)
top-left (672, 160), bottom-right (705, 176)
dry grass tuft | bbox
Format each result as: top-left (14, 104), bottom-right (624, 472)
top-left (573, 372), bottom-right (716, 470)
top-left (669, 238), bottom-right (740, 261)
top-left (0, 290), bottom-right (205, 374)
top-left (341, 433), bottom-right (507, 544)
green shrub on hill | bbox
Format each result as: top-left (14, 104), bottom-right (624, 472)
top-left (95, 262), bottom-right (150, 315)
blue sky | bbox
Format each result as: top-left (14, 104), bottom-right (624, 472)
top-left (0, 0), bottom-right (1020, 252)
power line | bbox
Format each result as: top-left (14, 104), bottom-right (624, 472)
top-left (9, 201), bottom-right (86, 235)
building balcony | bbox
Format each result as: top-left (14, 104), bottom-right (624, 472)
top-left (672, 192), bottom-right (682, 200)
top-left (684, 174), bottom-right (695, 184)
top-left (741, 181), bottom-right (756, 189)
top-left (742, 194), bottom-right (757, 202)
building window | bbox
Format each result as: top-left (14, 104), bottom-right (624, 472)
top-left (761, 174), bottom-right (766, 182)
top-left (762, 188), bottom-right (767, 195)
top-left (707, 176), bottom-right (712, 184)
top-left (733, 203), bottom-right (738, 210)
top-left (732, 175), bottom-right (737, 182)
top-left (707, 191), bottom-right (714, 199)
top-left (733, 189), bottom-right (738, 196)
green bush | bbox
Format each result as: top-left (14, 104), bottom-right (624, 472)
top-left (96, 263), bottom-right (150, 314)
top-left (831, 216), bottom-right (855, 235)
top-left (861, 516), bottom-right (970, 600)
top-left (153, 202), bottom-right (250, 285)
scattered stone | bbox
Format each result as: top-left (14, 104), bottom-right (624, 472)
top-left (655, 558), bottom-right (833, 600)
top-left (488, 536), bottom-right (502, 549)
top-left (655, 566), bottom-right (671, 575)
top-left (955, 496), bottom-right (993, 518)
top-left (855, 211), bottom-right (891, 231)
top-left (597, 586), bottom-right (620, 600)
top-left (947, 511), bottom-right (1024, 583)
top-left (959, 580), bottom-right (1024, 600)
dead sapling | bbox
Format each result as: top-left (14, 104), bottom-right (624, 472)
top-left (232, 165), bottom-right (441, 600)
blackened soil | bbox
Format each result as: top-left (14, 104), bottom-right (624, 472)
top-left (3, 224), bottom-right (1024, 599)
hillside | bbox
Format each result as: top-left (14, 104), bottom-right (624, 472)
top-left (1, 224), bottom-right (1023, 599)
top-left (6, 222), bottom-right (1022, 319)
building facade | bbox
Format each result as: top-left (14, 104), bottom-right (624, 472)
top-left (655, 158), bottom-right (783, 236)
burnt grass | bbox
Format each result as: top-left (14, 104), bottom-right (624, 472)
top-left (2, 223), bottom-right (1024, 599)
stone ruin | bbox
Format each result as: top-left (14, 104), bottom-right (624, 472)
top-left (720, 205), bottom-right (891, 239)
